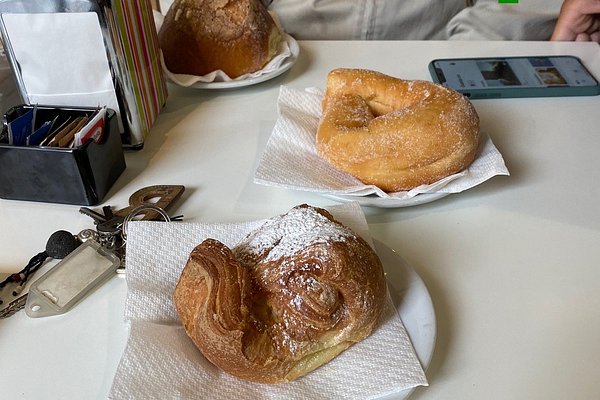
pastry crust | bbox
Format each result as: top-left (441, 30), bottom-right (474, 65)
top-left (174, 205), bottom-right (386, 383)
top-left (158, 0), bottom-right (281, 78)
top-left (316, 68), bottom-right (480, 192)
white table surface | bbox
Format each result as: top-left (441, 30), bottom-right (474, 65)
top-left (1, 40), bottom-right (599, 400)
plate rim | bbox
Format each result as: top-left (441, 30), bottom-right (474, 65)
top-left (324, 192), bottom-right (450, 208)
top-left (374, 239), bottom-right (436, 398)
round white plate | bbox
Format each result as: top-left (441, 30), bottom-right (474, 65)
top-left (324, 192), bottom-right (449, 208)
top-left (167, 34), bottom-right (300, 90)
top-left (375, 239), bottom-right (436, 399)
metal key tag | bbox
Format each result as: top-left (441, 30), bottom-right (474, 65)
top-left (25, 240), bottom-right (120, 318)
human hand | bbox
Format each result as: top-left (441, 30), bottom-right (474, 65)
top-left (551, 0), bottom-right (600, 42)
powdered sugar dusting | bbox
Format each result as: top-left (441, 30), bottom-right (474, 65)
top-left (233, 206), bottom-right (355, 263)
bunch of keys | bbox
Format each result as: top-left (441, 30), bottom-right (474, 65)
top-left (79, 184), bottom-right (184, 270)
top-left (0, 185), bottom-right (184, 319)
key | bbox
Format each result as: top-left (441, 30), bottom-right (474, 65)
top-left (112, 185), bottom-right (185, 221)
top-left (0, 293), bottom-right (27, 318)
top-left (102, 205), bottom-right (115, 223)
top-left (80, 205), bottom-right (123, 236)
top-left (79, 206), bottom-right (108, 225)
top-left (97, 214), bottom-right (124, 235)
top-left (79, 205), bottom-right (122, 245)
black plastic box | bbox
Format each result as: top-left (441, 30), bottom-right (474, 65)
top-left (0, 105), bottom-right (125, 205)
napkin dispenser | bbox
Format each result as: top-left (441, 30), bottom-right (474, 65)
top-left (0, 0), bottom-right (168, 148)
top-left (0, 104), bottom-right (125, 205)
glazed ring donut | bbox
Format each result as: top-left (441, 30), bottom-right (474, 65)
top-left (174, 205), bottom-right (386, 383)
top-left (316, 68), bottom-right (480, 192)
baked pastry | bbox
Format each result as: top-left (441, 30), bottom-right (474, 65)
top-left (174, 204), bottom-right (386, 383)
top-left (317, 68), bottom-right (480, 192)
top-left (158, 0), bottom-right (282, 78)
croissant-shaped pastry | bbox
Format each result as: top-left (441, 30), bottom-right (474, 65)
top-left (174, 205), bottom-right (386, 383)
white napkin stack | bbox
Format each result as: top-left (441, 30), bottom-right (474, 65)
top-left (254, 86), bottom-right (510, 200)
top-left (109, 203), bottom-right (428, 400)
top-left (0, 13), bottom-right (121, 121)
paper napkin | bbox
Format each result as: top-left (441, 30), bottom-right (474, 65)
top-left (0, 13), bottom-right (121, 122)
top-left (254, 86), bottom-right (510, 200)
top-left (109, 203), bottom-right (428, 400)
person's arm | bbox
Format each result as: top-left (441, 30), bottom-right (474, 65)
top-left (551, 0), bottom-right (600, 42)
top-left (446, 0), bottom-right (561, 40)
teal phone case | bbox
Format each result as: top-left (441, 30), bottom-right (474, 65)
top-left (428, 56), bottom-right (600, 99)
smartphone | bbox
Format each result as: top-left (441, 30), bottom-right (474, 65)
top-left (428, 55), bottom-right (600, 99)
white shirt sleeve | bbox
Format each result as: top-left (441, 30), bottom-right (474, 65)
top-left (446, 0), bottom-right (561, 40)
top-left (267, 0), bottom-right (469, 40)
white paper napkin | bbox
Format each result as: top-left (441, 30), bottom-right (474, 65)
top-left (0, 13), bottom-right (121, 122)
top-left (254, 86), bottom-right (510, 200)
top-left (153, 11), bottom-right (297, 86)
top-left (109, 203), bottom-right (428, 400)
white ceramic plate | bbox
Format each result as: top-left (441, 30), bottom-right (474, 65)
top-left (375, 239), bottom-right (436, 398)
top-left (324, 192), bottom-right (449, 208)
top-left (167, 34), bottom-right (300, 90)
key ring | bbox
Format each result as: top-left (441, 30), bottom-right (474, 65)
top-left (122, 204), bottom-right (171, 241)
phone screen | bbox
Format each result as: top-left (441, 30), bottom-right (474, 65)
top-left (431, 56), bottom-right (598, 90)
